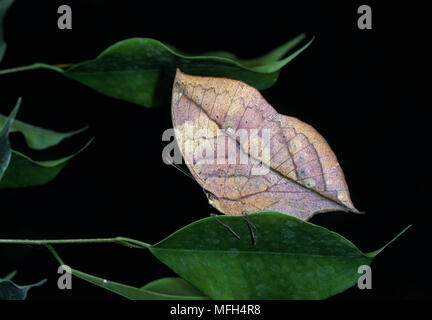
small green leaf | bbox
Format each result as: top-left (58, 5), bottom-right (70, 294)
top-left (0, 138), bottom-right (93, 188)
top-left (70, 269), bottom-right (209, 300)
top-left (149, 211), bottom-right (411, 300)
top-left (0, 272), bottom-right (46, 300)
top-left (0, 97), bottom-right (20, 181)
top-left (47, 245), bottom-right (209, 300)
top-left (0, 98), bottom-right (92, 188)
top-left (67, 268), bottom-right (171, 300)
top-left (0, 0), bottom-right (13, 63)
top-left (62, 35), bottom-right (312, 107)
top-left (141, 277), bottom-right (209, 299)
top-left (0, 114), bottom-right (87, 150)
top-left (52, 263), bottom-right (208, 299)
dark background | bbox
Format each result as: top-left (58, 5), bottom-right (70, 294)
top-left (0, 0), bottom-right (428, 301)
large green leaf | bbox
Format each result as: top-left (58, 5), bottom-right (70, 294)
top-left (0, 97), bottom-right (19, 181)
top-left (62, 34), bottom-right (312, 107)
top-left (45, 213), bottom-right (409, 300)
top-left (149, 211), bottom-right (410, 300)
top-left (0, 35), bottom-right (312, 106)
top-left (0, 114), bottom-right (87, 150)
top-left (0, 0), bottom-right (13, 63)
top-left (0, 271), bottom-right (46, 300)
top-left (0, 138), bottom-right (93, 188)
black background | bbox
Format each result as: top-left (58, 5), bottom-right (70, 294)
top-left (0, 0), bottom-right (428, 302)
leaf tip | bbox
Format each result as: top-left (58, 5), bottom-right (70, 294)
top-left (0, 97), bottom-right (21, 136)
top-left (10, 97), bottom-right (22, 119)
top-left (366, 224), bottom-right (413, 258)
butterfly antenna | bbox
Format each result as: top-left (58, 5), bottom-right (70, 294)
top-left (164, 154), bottom-right (210, 200)
top-left (164, 155), bottom-right (196, 181)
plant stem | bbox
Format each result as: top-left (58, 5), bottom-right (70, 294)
top-left (0, 237), bottom-right (151, 249)
top-left (0, 62), bottom-right (65, 75)
top-left (52, 63), bottom-right (73, 68)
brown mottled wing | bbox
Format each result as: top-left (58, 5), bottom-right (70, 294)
top-left (171, 69), bottom-right (359, 220)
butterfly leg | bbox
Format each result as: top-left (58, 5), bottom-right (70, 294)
top-left (210, 213), bottom-right (241, 240)
top-left (242, 212), bottom-right (257, 245)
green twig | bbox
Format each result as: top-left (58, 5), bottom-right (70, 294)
top-left (0, 237), bottom-right (151, 249)
top-left (52, 63), bottom-right (73, 69)
top-left (0, 62), bottom-right (65, 75)
top-left (46, 244), bottom-right (65, 265)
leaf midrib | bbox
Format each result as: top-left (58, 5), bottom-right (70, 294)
top-left (151, 247), bottom-right (367, 259)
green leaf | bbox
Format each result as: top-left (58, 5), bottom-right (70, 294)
top-left (36, 213), bottom-right (408, 300)
top-left (47, 245), bottom-right (209, 300)
top-left (0, 138), bottom-right (93, 188)
top-left (0, 97), bottom-right (20, 181)
top-left (0, 0), bottom-right (13, 63)
top-left (0, 113), bottom-right (87, 150)
top-left (141, 277), bottom-right (209, 299)
top-left (149, 211), bottom-right (411, 300)
top-left (0, 35), bottom-right (312, 106)
top-left (67, 268), bottom-right (173, 300)
top-left (0, 272), bottom-right (46, 300)
top-left (0, 98), bottom-right (92, 188)
top-left (48, 246), bottom-right (208, 300)
top-left (70, 269), bottom-right (209, 300)
top-left (62, 35), bottom-right (312, 107)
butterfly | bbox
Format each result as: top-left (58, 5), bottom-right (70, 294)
top-left (170, 69), bottom-right (359, 243)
